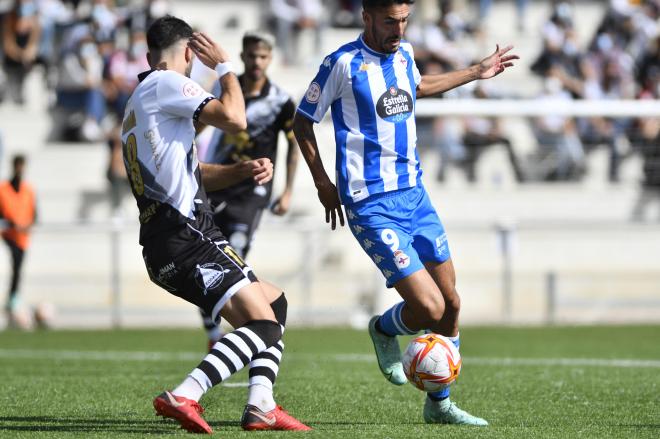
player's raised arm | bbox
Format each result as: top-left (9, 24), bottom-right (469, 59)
top-left (416, 44), bottom-right (519, 98)
top-left (188, 32), bottom-right (247, 132)
top-left (292, 113), bottom-right (344, 230)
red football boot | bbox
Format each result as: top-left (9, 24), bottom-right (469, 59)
top-left (241, 404), bottom-right (312, 431)
top-left (153, 391), bottom-right (212, 434)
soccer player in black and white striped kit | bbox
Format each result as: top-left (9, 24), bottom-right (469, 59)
top-left (120, 16), bottom-right (310, 433)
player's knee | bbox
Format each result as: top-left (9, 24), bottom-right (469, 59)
top-left (270, 293), bottom-right (288, 327)
top-left (243, 319), bottom-right (282, 348)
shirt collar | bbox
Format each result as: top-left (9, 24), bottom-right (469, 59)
top-left (358, 34), bottom-right (396, 59)
top-left (137, 69), bottom-right (154, 82)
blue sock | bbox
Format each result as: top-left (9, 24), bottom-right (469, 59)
top-left (376, 301), bottom-right (418, 336)
top-left (428, 333), bottom-right (460, 401)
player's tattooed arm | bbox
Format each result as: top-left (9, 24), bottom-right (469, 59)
top-left (200, 159), bottom-right (273, 192)
top-left (417, 44), bottom-right (518, 98)
top-left (293, 113), bottom-right (345, 230)
top-left (188, 32), bottom-right (247, 133)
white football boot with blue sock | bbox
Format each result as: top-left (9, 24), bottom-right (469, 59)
top-left (423, 334), bottom-right (488, 426)
top-left (368, 302), bottom-right (416, 385)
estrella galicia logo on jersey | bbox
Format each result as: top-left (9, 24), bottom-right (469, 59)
top-left (195, 263), bottom-right (230, 295)
top-left (376, 86), bottom-right (413, 123)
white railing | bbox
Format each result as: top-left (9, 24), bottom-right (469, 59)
top-left (415, 98), bottom-right (660, 117)
top-left (8, 218), bottom-right (659, 328)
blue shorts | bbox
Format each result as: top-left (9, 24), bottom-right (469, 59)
top-left (345, 185), bottom-right (451, 288)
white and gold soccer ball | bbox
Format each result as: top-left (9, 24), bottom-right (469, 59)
top-left (401, 333), bottom-right (462, 392)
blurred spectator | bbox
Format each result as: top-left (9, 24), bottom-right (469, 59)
top-left (437, 83), bottom-right (525, 183)
top-left (630, 115), bottom-right (660, 221)
top-left (558, 58), bottom-right (634, 182)
top-left (406, 1), bottom-right (470, 72)
top-left (0, 154), bottom-right (36, 329)
top-left (90, 0), bottom-right (120, 42)
top-left (78, 29), bottom-right (147, 219)
top-left (476, 0), bottom-right (529, 32)
top-left (104, 29), bottom-right (148, 118)
top-left (2, 0), bottom-right (41, 105)
top-left (52, 24), bottom-right (106, 141)
top-left (269, 0), bottom-right (323, 65)
top-left (530, 1), bottom-right (581, 78)
top-left (531, 69), bottom-right (585, 181)
top-left (333, 0), bottom-right (362, 28)
top-left (35, 0), bottom-right (74, 92)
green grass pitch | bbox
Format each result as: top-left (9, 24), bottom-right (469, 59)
top-left (0, 325), bottom-right (658, 438)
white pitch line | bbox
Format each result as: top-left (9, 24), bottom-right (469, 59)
top-left (0, 349), bottom-right (658, 368)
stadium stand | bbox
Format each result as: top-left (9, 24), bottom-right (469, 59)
top-left (0, 0), bottom-right (658, 328)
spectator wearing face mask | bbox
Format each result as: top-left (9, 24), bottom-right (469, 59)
top-left (1, 0), bottom-right (41, 105)
top-left (53, 24), bottom-right (106, 141)
top-left (531, 67), bottom-right (585, 181)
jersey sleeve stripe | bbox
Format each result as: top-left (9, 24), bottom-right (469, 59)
top-left (193, 96), bottom-right (215, 122)
top-left (295, 107), bottom-right (320, 123)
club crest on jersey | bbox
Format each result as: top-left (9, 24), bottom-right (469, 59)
top-left (393, 250), bottom-right (410, 270)
top-left (305, 82), bottom-right (321, 103)
top-left (182, 81), bottom-right (202, 97)
top-left (195, 263), bottom-right (230, 294)
top-left (377, 86), bottom-right (413, 123)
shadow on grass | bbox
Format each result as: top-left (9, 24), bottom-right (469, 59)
top-left (0, 416), bottom-right (244, 434)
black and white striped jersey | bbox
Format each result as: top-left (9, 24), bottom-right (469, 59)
top-left (121, 69), bottom-right (217, 244)
top-left (204, 77), bottom-right (295, 207)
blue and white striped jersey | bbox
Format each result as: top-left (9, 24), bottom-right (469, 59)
top-left (297, 34), bottom-right (423, 204)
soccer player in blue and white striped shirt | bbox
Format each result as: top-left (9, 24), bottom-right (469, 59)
top-left (293, 0), bottom-right (518, 426)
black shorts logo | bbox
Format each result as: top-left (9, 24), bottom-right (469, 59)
top-left (376, 86), bottom-right (413, 123)
top-left (195, 263), bottom-right (230, 295)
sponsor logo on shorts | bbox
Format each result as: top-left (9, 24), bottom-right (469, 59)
top-left (436, 234), bottom-right (449, 257)
top-left (393, 250), bottom-right (410, 270)
top-left (305, 82), bottom-right (321, 103)
top-left (158, 262), bottom-right (178, 281)
top-left (195, 263), bottom-right (230, 295)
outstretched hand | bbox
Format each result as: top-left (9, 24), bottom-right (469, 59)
top-left (478, 44), bottom-right (519, 79)
top-left (316, 180), bottom-right (344, 230)
top-left (188, 32), bottom-right (230, 69)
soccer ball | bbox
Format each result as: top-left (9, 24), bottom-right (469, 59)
top-left (401, 334), bottom-right (462, 392)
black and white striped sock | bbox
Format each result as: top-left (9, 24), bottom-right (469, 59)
top-left (246, 293), bottom-right (288, 411)
top-left (187, 320), bottom-right (282, 395)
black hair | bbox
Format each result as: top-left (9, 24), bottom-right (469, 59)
top-left (146, 15), bottom-right (193, 52)
top-left (12, 154), bottom-right (25, 168)
top-left (362, 0), bottom-right (415, 11)
top-left (242, 31), bottom-right (274, 51)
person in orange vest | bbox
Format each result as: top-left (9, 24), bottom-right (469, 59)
top-left (0, 154), bottom-right (36, 326)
